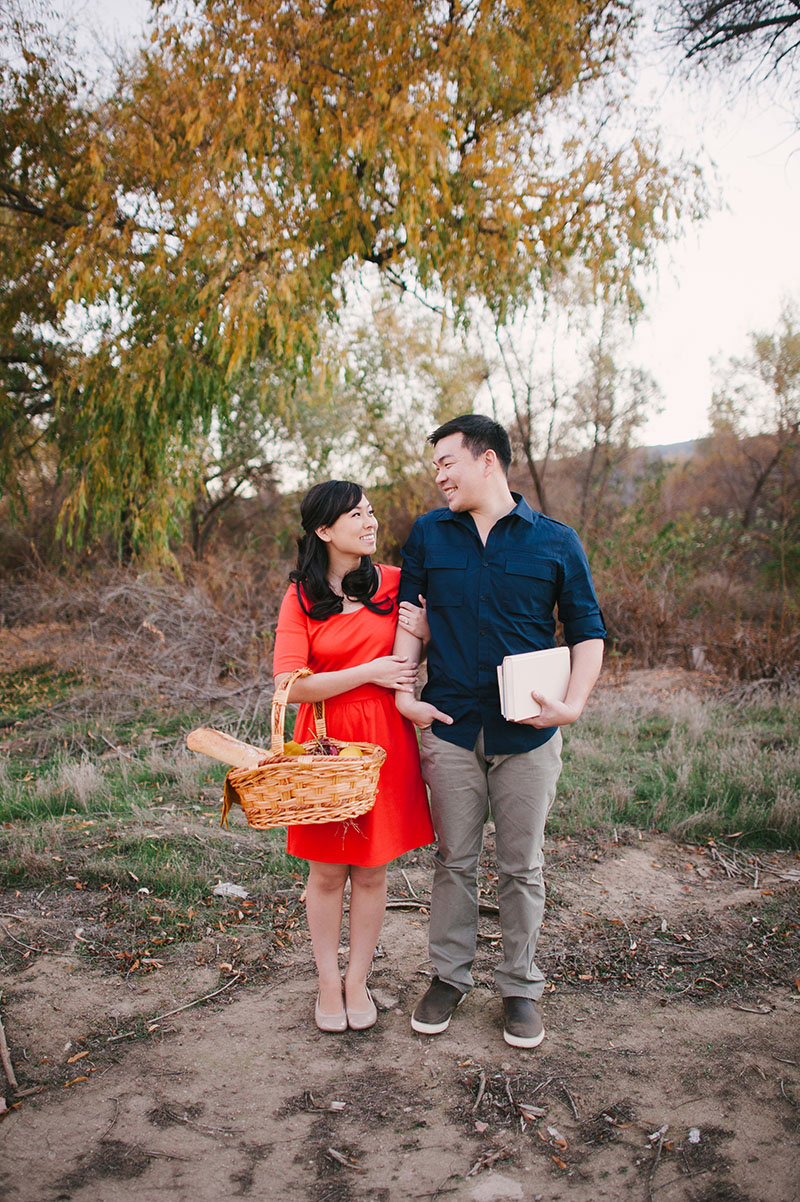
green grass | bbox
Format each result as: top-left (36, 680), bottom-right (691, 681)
top-left (3, 667), bottom-right (798, 931)
top-left (558, 687), bottom-right (800, 847)
top-left (0, 664), bottom-right (85, 724)
top-left (0, 672), bottom-right (302, 912)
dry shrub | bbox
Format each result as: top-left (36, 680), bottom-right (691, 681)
top-left (701, 615), bottom-right (800, 687)
top-left (595, 570), bottom-right (677, 668)
top-left (0, 559), bottom-right (288, 717)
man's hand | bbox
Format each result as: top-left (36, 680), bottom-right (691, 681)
top-left (395, 692), bottom-right (453, 729)
top-left (514, 692), bottom-right (581, 728)
top-left (398, 595), bottom-right (430, 643)
top-left (514, 639), bottom-right (604, 728)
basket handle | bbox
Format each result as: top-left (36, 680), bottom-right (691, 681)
top-left (270, 667), bottom-right (327, 753)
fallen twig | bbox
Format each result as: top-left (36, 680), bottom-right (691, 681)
top-left (99, 733), bottom-right (138, 762)
top-left (0, 1008), bottom-right (19, 1091)
top-left (0, 920), bottom-right (64, 956)
top-left (100, 1099), bottom-right (120, 1140)
top-left (129, 1145), bottom-right (192, 1162)
top-left (528, 1076), bottom-right (554, 1099)
top-left (561, 1081), bottom-right (580, 1120)
top-left (400, 870), bottom-right (418, 899)
top-left (148, 973), bottom-right (243, 1024)
top-left (108, 974), bottom-right (244, 1041)
top-left (472, 1070), bottom-right (487, 1112)
top-left (646, 1126), bottom-right (668, 1202)
top-left (157, 1102), bottom-right (239, 1136)
top-left (466, 1146), bottom-right (511, 1177)
top-left (326, 1147), bottom-right (363, 1171)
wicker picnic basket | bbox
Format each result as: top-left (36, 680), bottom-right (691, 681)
top-left (220, 668), bottom-right (386, 830)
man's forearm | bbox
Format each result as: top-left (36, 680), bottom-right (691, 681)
top-left (518, 637), bottom-right (603, 729)
top-left (564, 638), bottom-right (604, 716)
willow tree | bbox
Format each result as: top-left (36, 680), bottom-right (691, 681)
top-left (0, 8), bottom-right (94, 510)
top-left (5, 0), bottom-right (699, 554)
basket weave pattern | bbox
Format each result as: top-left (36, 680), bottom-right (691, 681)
top-left (221, 668), bottom-right (386, 830)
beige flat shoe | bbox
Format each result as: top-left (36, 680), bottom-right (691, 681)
top-left (346, 988), bottom-right (378, 1031)
top-left (315, 992), bottom-right (347, 1033)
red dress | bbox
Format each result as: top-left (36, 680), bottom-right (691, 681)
top-left (272, 565), bottom-right (434, 867)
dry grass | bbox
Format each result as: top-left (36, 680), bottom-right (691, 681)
top-left (560, 677), bottom-right (800, 846)
top-left (0, 565), bottom-right (282, 731)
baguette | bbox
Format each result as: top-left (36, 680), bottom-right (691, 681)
top-left (185, 727), bottom-right (269, 768)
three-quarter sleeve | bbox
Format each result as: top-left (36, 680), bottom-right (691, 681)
top-left (272, 586), bottom-right (311, 675)
top-left (398, 519), bottom-right (427, 606)
top-left (557, 530), bottom-right (607, 646)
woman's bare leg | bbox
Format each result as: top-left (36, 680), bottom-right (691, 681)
top-left (305, 860), bottom-right (349, 1013)
top-left (344, 863), bottom-right (387, 1011)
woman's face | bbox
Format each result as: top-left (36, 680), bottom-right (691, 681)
top-left (316, 494), bottom-right (378, 559)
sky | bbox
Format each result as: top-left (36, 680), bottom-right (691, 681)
top-left (51, 0), bottom-right (800, 448)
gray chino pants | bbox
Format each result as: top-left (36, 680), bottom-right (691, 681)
top-left (419, 727), bottom-right (563, 999)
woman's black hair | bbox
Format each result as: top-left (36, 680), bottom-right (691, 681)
top-left (289, 480), bottom-right (394, 621)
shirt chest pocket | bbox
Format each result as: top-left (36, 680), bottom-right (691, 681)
top-left (425, 551), bottom-right (468, 607)
top-left (503, 555), bottom-right (559, 616)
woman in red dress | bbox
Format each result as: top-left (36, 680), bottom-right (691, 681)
top-left (273, 480), bottom-right (435, 1033)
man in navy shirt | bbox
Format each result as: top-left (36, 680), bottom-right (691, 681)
top-left (394, 414), bottom-right (605, 1048)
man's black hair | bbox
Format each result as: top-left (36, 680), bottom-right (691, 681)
top-left (428, 414), bottom-right (512, 475)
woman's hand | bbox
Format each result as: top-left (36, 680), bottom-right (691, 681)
top-left (398, 595), bottom-right (430, 644)
top-left (368, 655), bottom-right (418, 692)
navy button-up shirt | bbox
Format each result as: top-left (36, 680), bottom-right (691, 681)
top-left (398, 493), bottom-right (606, 755)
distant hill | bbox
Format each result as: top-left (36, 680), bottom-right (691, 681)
top-left (643, 439), bottom-right (701, 462)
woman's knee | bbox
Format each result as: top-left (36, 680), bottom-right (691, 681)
top-left (350, 864), bottom-right (386, 892)
top-left (307, 861), bottom-right (349, 893)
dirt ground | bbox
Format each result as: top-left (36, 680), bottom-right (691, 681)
top-left (1, 644), bottom-right (799, 1202)
top-left (1, 828), bottom-right (798, 1202)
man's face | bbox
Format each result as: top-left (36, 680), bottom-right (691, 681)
top-left (432, 432), bottom-right (490, 512)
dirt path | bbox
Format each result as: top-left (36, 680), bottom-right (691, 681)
top-left (2, 834), bottom-right (798, 1202)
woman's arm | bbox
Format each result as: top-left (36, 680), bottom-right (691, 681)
top-left (275, 655), bottom-right (417, 702)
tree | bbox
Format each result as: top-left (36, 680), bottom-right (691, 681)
top-left (471, 273), bottom-right (663, 525)
top-left (568, 319), bottom-right (662, 542)
top-left (476, 294), bottom-right (565, 516)
top-left (700, 299), bottom-right (800, 590)
top-left (659, 1), bottom-right (800, 89)
top-left (0, 6), bottom-right (94, 508)
top-left (3, 0), bottom-right (700, 555)
top-left (270, 292), bottom-right (489, 553)
top-left (709, 298), bottom-right (799, 520)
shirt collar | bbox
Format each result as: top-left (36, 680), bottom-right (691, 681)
top-left (433, 492), bottom-right (535, 526)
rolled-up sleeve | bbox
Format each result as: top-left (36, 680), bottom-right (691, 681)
top-left (398, 520), bottom-right (427, 606)
top-left (557, 531), bottom-right (606, 645)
